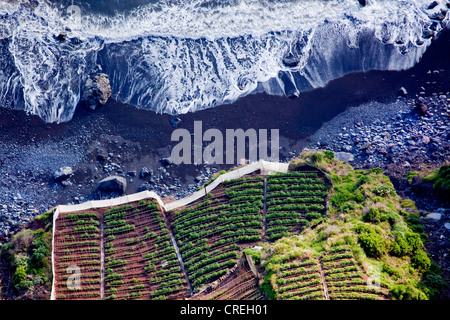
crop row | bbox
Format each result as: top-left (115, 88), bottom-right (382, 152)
top-left (267, 197), bottom-right (324, 206)
top-left (267, 184), bottom-right (329, 192)
top-left (268, 178), bottom-right (324, 185)
top-left (268, 172), bottom-right (318, 179)
top-left (266, 190), bottom-right (328, 199)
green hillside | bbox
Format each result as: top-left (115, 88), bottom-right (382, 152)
top-left (0, 150), bottom-right (444, 300)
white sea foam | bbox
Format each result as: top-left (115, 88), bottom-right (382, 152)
top-left (0, 0), bottom-right (448, 122)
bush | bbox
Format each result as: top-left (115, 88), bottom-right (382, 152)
top-left (405, 232), bottom-right (423, 252)
top-left (323, 150), bottom-right (334, 159)
top-left (390, 236), bottom-right (410, 257)
top-left (305, 212), bottom-right (322, 220)
top-left (362, 208), bottom-right (379, 223)
top-left (373, 186), bottom-right (396, 197)
top-left (432, 164), bottom-right (450, 193)
top-left (390, 285), bottom-right (427, 300)
top-left (420, 263), bottom-right (447, 299)
top-left (358, 231), bottom-right (389, 258)
top-left (411, 250), bottom-right (431, 271)
top-left (369, 167), bottom-right (383, 174)
top-left (13, 263), bottom-right (28, 290)
top-left (406, 171), bottom-right (419, 183)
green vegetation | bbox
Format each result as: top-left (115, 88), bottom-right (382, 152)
top-left (1, 221), bottom-right (52, 296)
top-left (422, 164), bottom-right (450, 197)
top-left (265, 171), bottom-right (330, 241)
top-left (172, 176), bottom-right (264, 291)
top-left (281, 150), bottom-right (442, 300)
top-left (1, 150), bottom-right (442, 301)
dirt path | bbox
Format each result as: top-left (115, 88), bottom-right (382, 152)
top-left (100, 217), bottom-right (105, 300)
top-left (262, 177), bottom-right (268, 240)
top-left (318, 257), bottom-right (330, 300)
top-left (162, 211), bottom-right (193, 295)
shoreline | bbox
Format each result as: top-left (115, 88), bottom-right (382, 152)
top-left (0, 29), bottom-right (449, 241)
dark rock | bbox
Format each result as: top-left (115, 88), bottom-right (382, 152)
top-left (61, 180), bottom-right (73, 187)
top-left (161, 158), bottom-right (173, 166)
top-left (415, 100), bottom-right (428, 116)
top-left (127, 170), bottom-right (137, 177)
top-left (96, 153), bottom-right (108, 162)
top-left (53, 167), bottom-right (73, 181)
top-left (422, 29), bottom-right (435, 39)
top-left (98, 176), bottom-right (127, 193)
top-left (138, 183), bottom-right (152, 192)
top-left (428, 10), bottom-right (446, 21)
top-left (287, 90), bottom-right (299, 98)
top-left (83, 72), bottom-right (112, 110)
top-left (427, 1), bottom-right (438, 10)
top-left (56, 33), bottom-right (66, 42)
top-left (282, 53), bottom-right (300, 67)
top-left (411, 175), bottom-right (422, 187)
top-left (397, 87), bottom-right (408, 97)
top-left (140, 167), bottom-right (153, 179)
top-left (357, 0), bottom-right (366, 6)
top-left (170, 117), bottom-right (182, 128)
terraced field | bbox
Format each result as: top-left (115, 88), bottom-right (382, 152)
top-left (193, 254), bottom-right (263, 300)
top-left (53, 211), bottom-right (102, 300)
top-left (53, 200), bottom-right (188, 300)
top-left (266, 170), bottom-right (330, 241)
top-left (51, 165), bottom-right (395, 301)
top-left (275, 257), bottom-right (325, 300)
top-left (169, 175), bottom-right (265, 292)
top-left (103, 200), bottom-right (188, 300)
top-left (322, 245), bottom-right (387, 300)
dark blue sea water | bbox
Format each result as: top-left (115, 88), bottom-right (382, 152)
top-left (0, 0), bottom-right (448, 123)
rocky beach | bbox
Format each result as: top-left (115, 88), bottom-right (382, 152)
top-left (1, 27), bottom-right (449, 243)
top-left (0, 0), bottom-right (449, 303)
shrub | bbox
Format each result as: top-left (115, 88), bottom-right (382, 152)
top-left (390, 236), bottom-right (410, 257)
top-left (420, 263), bottom-right (447, 299)
top-left (405, 232), bottom-right (423, 252)
top-left (305, 212), bottom-right (322, 220)
top-left (373, 186), bottom-right (396, 197)
top-left (406, 171), bottom-right (419, 183)
top-left (13, 262), bottom-right (28, 290)
top-left (358, 231), bottom-right (389, 258)
top-left (369, 167), bottom-right (383, 174)
top-left (411, 250), bottom-right (431, 271)
top-left (323, 150), bottom-right (334, 159)
top-left (390, 285), bottom-right (427, 300)
top-left (362, 208), bottom-right (380, 223)
top-left (311, 153), bottom-right (324, 163)
top-left (432, 164), bottom-right (450, 194)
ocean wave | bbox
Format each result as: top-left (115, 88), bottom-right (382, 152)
top-left (0, 0), bottom-right (448, 123)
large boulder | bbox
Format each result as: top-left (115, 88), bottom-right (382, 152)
top-left (83, 71), bottom-right (112, 110)
top-left (415, 100), bottom-right (428, 116)
top-left (140, 167), bottom-right (153, 179)
top-left (53, 166), bottom-right (73, 181)
top-left (282, 53), bottom-right (300, 67)
top-left (334, 152), bottom-right (354, 162)
top-left (161, 157), bottom-right (173, 166)
top-left (98, 176), bottom-right (127, 193)
top-left (425, 212), bottom-right (442, 221)
top-left (170, 117), bottom-right (182, 128)
top-left (397, 87), bottom-right (408, 97)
